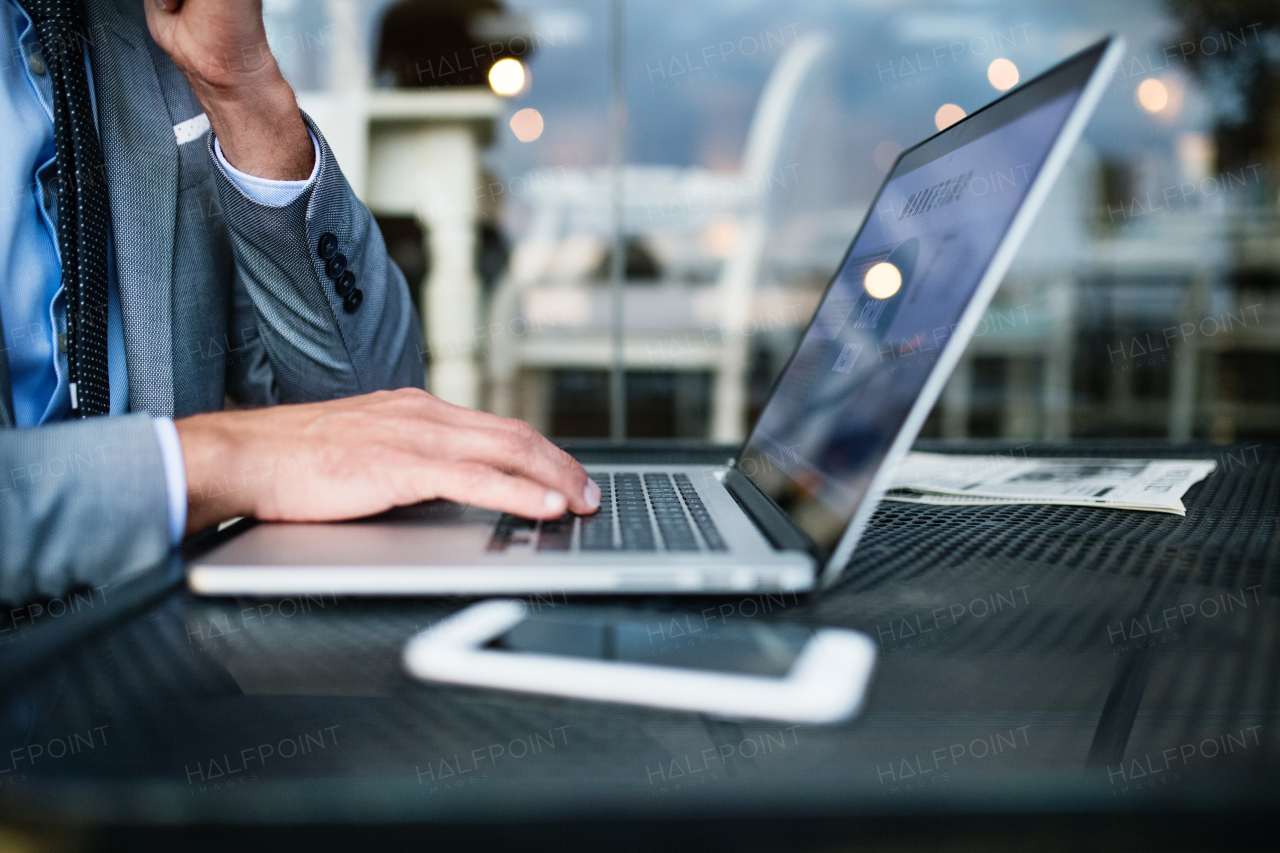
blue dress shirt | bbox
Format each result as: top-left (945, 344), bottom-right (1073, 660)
top-left (1, 0), bottom-right (319, 543)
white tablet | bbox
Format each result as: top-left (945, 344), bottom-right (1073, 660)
top-left (402, 600), bottom-right (877, 725)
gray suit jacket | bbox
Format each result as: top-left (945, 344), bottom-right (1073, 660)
top-left (0, 0), bottom-right (424, 602)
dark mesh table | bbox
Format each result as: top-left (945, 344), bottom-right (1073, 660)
top-left (0, 441), bottom-right (1276, 851)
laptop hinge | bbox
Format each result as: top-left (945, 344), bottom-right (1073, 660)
top-left (723, 467), bottom-right (824, 562)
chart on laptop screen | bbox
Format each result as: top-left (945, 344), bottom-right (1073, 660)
top-left (741, 87), bottom-right (1082, 551)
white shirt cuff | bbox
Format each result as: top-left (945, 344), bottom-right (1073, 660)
top-left (214, 129), bottom-right (321, 206)
top-left (150, 417), bottom-right (188, 546)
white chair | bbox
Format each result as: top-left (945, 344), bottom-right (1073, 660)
top-left (487, 34), bottom-right (831, 440)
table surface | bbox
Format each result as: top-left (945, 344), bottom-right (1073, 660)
top-left (0, 439), bottom-right (1276, 851)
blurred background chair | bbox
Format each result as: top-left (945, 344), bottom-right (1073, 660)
top-left (486, 34), bottom-right (830, 441)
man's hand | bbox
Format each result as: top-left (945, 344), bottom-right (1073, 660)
top-left (175, 388), bottom-right (602, 534)
top-left (144, 0), bottom-right (313, 180)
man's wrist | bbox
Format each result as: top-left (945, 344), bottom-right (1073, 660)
top-left (194, 76), bottom-right (314, 181)
top-left (175, 411), bottom-right (258, 534)
top-left (214, 129), bottom-right (320, 206)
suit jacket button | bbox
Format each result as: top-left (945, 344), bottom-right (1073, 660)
top-left (335, 270), bottom-right (356, 297)
top-left (317, 232), bottom-right (338, 260)
top-left (326, 252), bottom-right (348, 279)
top-left (343, 288), bottom-right (364, 313)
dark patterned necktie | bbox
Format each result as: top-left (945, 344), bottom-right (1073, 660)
top-left (19, 0), bottom-right (110, 417)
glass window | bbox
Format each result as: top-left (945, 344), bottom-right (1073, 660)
top-left (291, 0), bottom-right (1280, 445)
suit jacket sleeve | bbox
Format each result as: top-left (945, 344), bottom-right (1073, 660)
top-left (0, 117), bottom-right (423, 600)
top-left (0, 414), bottom-right (170, 603)
top-left (210, 113), bottom-right (425, 405)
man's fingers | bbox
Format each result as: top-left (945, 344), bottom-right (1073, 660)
top-left (154, 0), bottom-right (182, 12)
top-left (453, 420), bottom-right (595, 512)
top-left (253, 390), bottom-right (599, 520)
top-left (378, 393), bottom-right (596, 514)
top-left (415, 462), bottom-right (571, 520)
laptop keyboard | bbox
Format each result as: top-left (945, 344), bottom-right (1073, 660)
top-left (487, 472), bottom-right (728, 554)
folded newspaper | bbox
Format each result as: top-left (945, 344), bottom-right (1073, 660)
top-left (885, 452), bottom-right (1217, 515)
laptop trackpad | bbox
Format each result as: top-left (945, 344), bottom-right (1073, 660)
top-left (196, 502), bottom-right (500, 567)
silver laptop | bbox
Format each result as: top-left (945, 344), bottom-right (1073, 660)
top-left (189, 37), bottom-right (1124, 598)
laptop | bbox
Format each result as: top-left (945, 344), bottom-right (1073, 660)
top-left (188, 37), bottom-right (1124, 598)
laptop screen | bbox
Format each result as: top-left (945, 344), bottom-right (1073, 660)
top-left (738, 43), bottom-right (1103, 555)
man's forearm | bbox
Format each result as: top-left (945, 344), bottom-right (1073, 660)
top-left (193, 76), bottom-right (313, 181)
top-left (145, 0), bottom-right (314, 180)
top-left (0, 416), bottom-right (171, 601)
